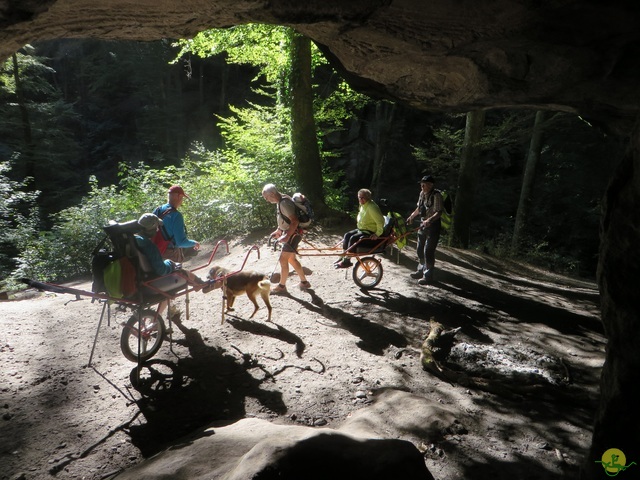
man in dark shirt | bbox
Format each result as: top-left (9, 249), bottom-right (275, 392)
top-left (406, 175), bottom-right (443, 285)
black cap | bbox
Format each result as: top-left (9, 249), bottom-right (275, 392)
top-left (419, 175), bottom-right (435, 184)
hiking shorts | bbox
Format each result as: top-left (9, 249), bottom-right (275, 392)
top-left (283, 232), bottom-right (302, 253)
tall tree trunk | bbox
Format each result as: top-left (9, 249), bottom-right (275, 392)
top-left (12, 52), bottom-right (35, 182)
top-left (451, 109), bottom-right (485, 248)
top-left (289, 31), bottom-right (324, 208)
top-left (370, 101), bottom-right (397, 198)
top-left (219, 57), bottom-right (228, 114)
top-left (512, 110), bottom-right (546, 251)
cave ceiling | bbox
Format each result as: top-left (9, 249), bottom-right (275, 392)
top-left (1, 0), bottom-right (640, 135)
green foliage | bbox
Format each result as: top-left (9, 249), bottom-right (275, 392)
top-left (12, 176), bottom-right (141, 284)
top-left (0, 161), bottom-right (40, 290)
top-left (218, 99), bottom-right (292, 168)
top-left (175, 24), bottom-right (331, 93)
top-left (412, 111), bottom-right (537, 187)
top-left (412, 113), bottom-right (465, 186)
top-left (0, 47), bottom-right (84, 214)
top-left (12, 138), bottom-right (300, 285)
top-left (314, 78), bottom-right (369, 134)
top-left (175, 24), bottom-right (292, 103)
top-left (176, 24), bottom-right (367, 140)
top-left (8, 35), bottom-right (355, 285)
top-left (176, 25), bottom-right (288, 75)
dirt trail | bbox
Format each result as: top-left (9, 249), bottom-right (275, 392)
top-left (0, 226), bottom-right (605, 479)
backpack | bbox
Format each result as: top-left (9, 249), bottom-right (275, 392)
top-left (151, 206), bottom-right (174, 254)
top-left (420, 189), bottom-right (454, 231)
top-left (91, 240), bottom-right (114, 295)
top-left (439, 190), bottom-right (454, 230)
top-left (389, 211), bottom-right (408, 249)
top-left (376, 199), bottom-right (407, 250)
top-left (91, 220), bottom-right (141, 299)
top-left (102, 255), bottom-right (137, 299)
top-left (280, 193), bottom-right (314, 228)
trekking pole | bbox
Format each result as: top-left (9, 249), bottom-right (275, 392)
top-left (268, 237), bottom-right (284, 284)
top-left (221, 277), bottom-right (227, 325)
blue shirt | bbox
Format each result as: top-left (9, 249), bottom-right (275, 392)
top-left (135, 234), bottom-right (174, 276)
top-left (154, 203), bottom-right (197, 249)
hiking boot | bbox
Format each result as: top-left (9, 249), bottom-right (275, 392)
top-left (418, 270), bottom-right (434, 285)
top-left (410, 270), bottom-right (423, 279)
top-left (271, 284), bottom-right (288, 294)
top-left (297, 281), bottom-right (311, 290)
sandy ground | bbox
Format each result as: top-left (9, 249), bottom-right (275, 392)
top-left (0, 226), bottom-right (605, 480)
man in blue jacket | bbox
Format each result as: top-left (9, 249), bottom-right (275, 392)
top-left (153, 185), bottom-right (200, 262)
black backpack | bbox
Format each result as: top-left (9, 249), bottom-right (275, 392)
top-left (90, 220), bottom-right (142, 298)
top-left (279, 193), bottom-right (314, 228)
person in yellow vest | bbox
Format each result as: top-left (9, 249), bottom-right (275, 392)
top-left (334, 188), bottom-right (385, 268)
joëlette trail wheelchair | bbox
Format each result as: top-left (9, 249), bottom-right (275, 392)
top-left (272, 212), bottom-right (416, 290)
top-left (23, 219), bottom-right (261, 365)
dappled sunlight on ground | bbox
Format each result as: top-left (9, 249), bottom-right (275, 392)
top-left (0, 225), bottom-right (605, 479)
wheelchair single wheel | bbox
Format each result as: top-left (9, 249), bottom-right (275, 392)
top-left (352, 256), bottom-right (383, 289)
top-left (120, 309), bottom-right (166, 363)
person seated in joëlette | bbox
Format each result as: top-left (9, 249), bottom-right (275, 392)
top-left (334, 188), bottom-right (385, 269)
top-left (135, 213), bottom-right (209, 317)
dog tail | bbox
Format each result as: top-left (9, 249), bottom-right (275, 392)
top-left (258, 279), bottom-right (271, 290)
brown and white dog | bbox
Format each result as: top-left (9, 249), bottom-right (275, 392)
top-left (206, 266), bottom-right (272, 322)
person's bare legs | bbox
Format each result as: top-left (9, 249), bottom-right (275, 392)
top-left (271, 252), bottom-right (291, 293)
top-left (279, 252), bottom-right (291, 285)
top-left (289, 255), bottom-right (307, 283)
top-left (273, 251), bottom-right (308, 292)
top-left (157, 300), bottom-right (168, 317)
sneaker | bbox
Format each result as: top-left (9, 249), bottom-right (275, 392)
top-left (335, 259), bottom-right (353, 269)
top-left (410, 270), bottom-right (423, 279)
top-left (297, 281), bottom-right (311, 290)
top-left (271, 284), bottom-right (288, 294)
top-left (417, 277), bottom-right (431, 286)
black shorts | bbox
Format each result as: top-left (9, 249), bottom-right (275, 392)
top-left (283, 232), bottom-right (302, 253)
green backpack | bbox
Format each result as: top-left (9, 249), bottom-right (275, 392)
top-left (439, 190), bottom-right (454, 230)
top-left (389, 212), bottom-right (408, 249)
